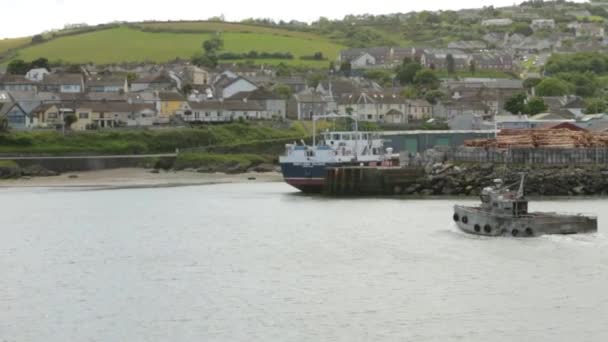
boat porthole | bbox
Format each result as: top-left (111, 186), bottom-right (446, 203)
top-left (525, 228), bottom-right (533, 236)
top-left (484, 225), bottom-right (491, 233)
top-left (453, 213), bottom-right (459, 222)
top-left (474, 224), bottom-right (481, 232)
top-left (462, 216), bottom-right (468, 224)
top-left (512, 229), bottom-right (519, 237)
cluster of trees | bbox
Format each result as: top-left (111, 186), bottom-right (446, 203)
top-left (191, 35), bottom-right (224, 68)
top-left (545, 52), bottom-right (608, 75)
top-left (529, 53), bottom-right (608, 113)
top-left (395, 58), bottom-right (443, 104)
top-left (218, 51), bottom-right (294, 60)
top-left (504, 93), bottom-right (548, 115)
top-left (6, 58), bottom-right (50, 75)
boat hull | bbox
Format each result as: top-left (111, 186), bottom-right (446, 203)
top-left (453, 205), bottom-right (597, 237)
top-left (280, 162), bottom-right (336, 193)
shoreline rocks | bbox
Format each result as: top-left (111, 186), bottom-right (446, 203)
top-left (401, 163), bottom-right (608, 197)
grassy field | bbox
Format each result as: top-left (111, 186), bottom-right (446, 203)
top-left (0, 123), bottom-right (309, 155)
top-left (12, 26), bottom-right (342, 66)
top-left (0, 37), bottom-right (31, 55)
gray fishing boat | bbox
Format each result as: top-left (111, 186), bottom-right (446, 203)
top-left (453, 174), bottom-right (597, 237)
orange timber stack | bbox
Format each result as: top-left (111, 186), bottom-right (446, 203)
top-left (465, 129), bottom-right (608, 149)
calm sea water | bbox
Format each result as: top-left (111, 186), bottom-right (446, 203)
top-left (1, 183), bottom-right (607, 342)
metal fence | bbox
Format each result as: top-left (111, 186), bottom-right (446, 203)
top-left (447, 147), bottom-right (608, 165)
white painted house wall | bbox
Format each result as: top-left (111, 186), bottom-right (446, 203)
top-left (25, 68), bottom-right (49, 82)
top-left (351, 53), bottom-right (376, 68)
top-left (221, 79), bottom-right (258, 99)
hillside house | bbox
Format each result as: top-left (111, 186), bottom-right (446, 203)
top-left (541, 95), bottom-right (585, 118)
top-left (420, 49), bottom-right (469, 70)
top-left (387, 47), bottom-right (415, 66)
top-left (86, 76), bottom-right (128, 93)
top-left (0, 75), bottom-right (38, 92)
top-left (447, 41), bottom-right (487, 51)
top-left (469, 52), bottom-right (514, 71)
top-left (514, 37), bottom-right (554, 53)
top-left (179, 100), bottom-right (270, 122)
top-left (130, 74), bottom-right (173, 92)
top-left (41, 74), bottom-right (85, 93)
top-left (294, 89), bottom-right (334, 120)
top-left (229, 88), bottom-right (287, 119)
top-left (339, 47), bottom-right (390, 68)
top-left (481, 18), bottom-right (513, 27)
top-left (336, 92), bottom-right (432, 122)
top-left (444, 78), bottom-right (523, 115)
top-left (531, 19), bottom-right (555, 30)
top-left (272, 76), bottom-right (308, 93)
top-left (187, 66), bottom-right (210, 85)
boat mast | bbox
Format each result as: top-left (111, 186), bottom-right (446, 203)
top-left (517, 173), bottom-right (526, 198)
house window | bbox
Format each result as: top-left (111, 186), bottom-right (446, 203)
top-left (205, 112), bottom-right (210, 117)
top-left (48, 112), bottom-right (58, 119)
top-left (7, 111), bottom-right (23, 124)
top-left (79, 112), bottom-right (89, 119)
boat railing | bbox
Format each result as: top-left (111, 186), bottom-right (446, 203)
top-left (529, 211), bottom-right (598, 219)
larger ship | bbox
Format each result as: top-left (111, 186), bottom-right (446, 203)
top-left (279, 114), bottom-right (397, 193)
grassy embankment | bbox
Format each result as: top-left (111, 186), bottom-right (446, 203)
top-left (0, 122), bottom-right (312, 170)
top-left (9, 25), bottom-right (343, 67)
top-left (0, 122), bottom-right (307, 154)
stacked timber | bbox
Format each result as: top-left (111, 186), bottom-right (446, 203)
top-left (464, 129), bottom-right (608, 149)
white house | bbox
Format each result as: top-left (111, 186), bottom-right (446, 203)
top-left (351, 52), bottom-right (377, 68)
top-left (481, 19), bottom-right (513, 27)
top-left (214, 76), bottom-right (258, 99)
top-left (531, 19), bottom-right (556, 30)
top-left (179, 100), bottom-right (270, 122)
top-left (25, 68), bottom-right (49, 82)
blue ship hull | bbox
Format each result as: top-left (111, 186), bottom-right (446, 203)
top-left (280, 162), bottom-right (339, 193)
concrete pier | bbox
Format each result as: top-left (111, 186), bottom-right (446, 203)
top-left (324, 166), bottom-right (425, 196)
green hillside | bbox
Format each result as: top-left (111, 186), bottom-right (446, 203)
top-left (0, 37), bottom-right (31, 55)
top-left (11, 25), bottom-right (342, 67)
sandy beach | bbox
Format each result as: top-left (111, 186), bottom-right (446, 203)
top-left (0, 168), bottom-right (284, 189)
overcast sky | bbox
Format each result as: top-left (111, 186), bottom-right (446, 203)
top-left (1, 0), bottom-right (587, 39)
